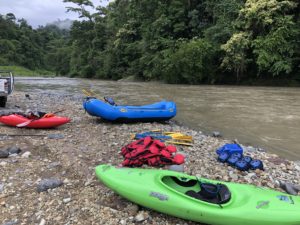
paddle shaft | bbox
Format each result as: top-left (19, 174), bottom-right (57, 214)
top-left (0, 134), bottom-right (46, 137)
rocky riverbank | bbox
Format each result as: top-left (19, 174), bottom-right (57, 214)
top-left (1, 91), bottom-right (299, 225)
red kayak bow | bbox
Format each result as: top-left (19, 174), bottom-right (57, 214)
top-left (0, 114), bottom-right (70, 128)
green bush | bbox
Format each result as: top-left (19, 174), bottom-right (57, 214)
top-left (161, 39), bottom-right (216, 84)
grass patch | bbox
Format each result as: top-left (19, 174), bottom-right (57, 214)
top-left (0, 65), bottom-right (55, 77)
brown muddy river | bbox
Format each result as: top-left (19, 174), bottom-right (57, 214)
top-left (15, 77), bottom-right (300, 160)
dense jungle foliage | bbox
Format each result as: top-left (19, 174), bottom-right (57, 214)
top-left (1, 0), bottom-right (299, 84)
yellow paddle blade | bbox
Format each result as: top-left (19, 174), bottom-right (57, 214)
top-left (163, 131), bottom-right (180, 134)
top-left (151, 129), bottom-right (162, 133)
top-left (89, 89), bottom-right (98, 96)
top-left (132, 131), bottom-right (193, 144)
top-left (82, 89), bottom-right (100, 98)
top-left (151, 130), bottom-right (192, 138)
top-left (130, 131), bottom-right (193, 146)
top-left (165, 140), bottom-right (193, 146)
top-left (82, 89), bottom-right (93, 96)
top-left (152, 131), bottom-right (182, 135)
top-left (166, 133), bottom-right (193, 142)
top-left (150, 130), bottom-right (181, 133)
top-left (146, 130), bottom-right (193, 142)
top-left (168, 133), bottom-right (192, 139)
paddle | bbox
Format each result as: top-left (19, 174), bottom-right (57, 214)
top-left (82, 89), bottom-right (93, 97)
top-left (16, 109), bottom-right (65, 128)
top-left (82, 89), bottom-right (117, 106)
top-left (82, 89), bottom-right (100, 98)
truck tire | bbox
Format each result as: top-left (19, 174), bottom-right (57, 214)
top-left (0, 96), bottom-right (7, 107)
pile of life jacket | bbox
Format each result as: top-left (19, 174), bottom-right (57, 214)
top-left (121, 136), bottom-right (185, 167)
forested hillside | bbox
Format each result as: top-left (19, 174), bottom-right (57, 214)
top-left (0, 13), bottom-right (71, 75)
top-left (1, 0), bottom-right (299, 84)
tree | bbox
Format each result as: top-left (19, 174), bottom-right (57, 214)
top-left (221, 32), bottom-right (251, 82)
top-left (222, 0), bottom-right (299, 79)
top-left (162, 39), bottom-right (216, 84)
top-left (63, 0), bottom-right (94, 21)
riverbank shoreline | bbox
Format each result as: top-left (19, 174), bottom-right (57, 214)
top-left (0, 91), bottom-right (299, 224)
top-left (14, 74), bottom-right (300, 87)
top-left (0, 66), bottom-right (54, 77)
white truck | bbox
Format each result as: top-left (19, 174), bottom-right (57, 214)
top-left (0, 70), bottom-right (14, 107)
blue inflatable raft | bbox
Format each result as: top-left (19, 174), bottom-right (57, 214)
top-left (83, 98), bottom-right (177, 122)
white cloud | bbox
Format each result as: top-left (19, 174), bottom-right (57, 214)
top-left (0, 0), bottom-right (110, 27)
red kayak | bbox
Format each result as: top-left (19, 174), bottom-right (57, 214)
top-left (0, 114), bottom-right (70, 128)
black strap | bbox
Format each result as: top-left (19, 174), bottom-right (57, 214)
top-left (195, 176), bottom-right (224, 208)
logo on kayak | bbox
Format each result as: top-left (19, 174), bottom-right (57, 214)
top-left (256, 201), bottom-right (269, 209)
top-left (277, 195), bottom-right (294, 204)
top-left (120, 108), bottom-right (127, 112)
top-left (149, 192), bottom-right (169, 201)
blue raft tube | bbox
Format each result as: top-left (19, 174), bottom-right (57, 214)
top-left (83, 97), bottom-right (177, 122)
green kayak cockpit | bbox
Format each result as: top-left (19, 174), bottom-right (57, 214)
top-left (162, 176), bottom-right (231, 205)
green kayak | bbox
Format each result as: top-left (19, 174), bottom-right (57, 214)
top-left (95, 164), bottom-right (300, 225)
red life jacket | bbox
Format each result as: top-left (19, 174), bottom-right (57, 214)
top-left (121, 136), bottom-right (185, 167)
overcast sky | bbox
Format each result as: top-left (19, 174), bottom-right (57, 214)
top-left (0, 0), bottom-right (110, 27)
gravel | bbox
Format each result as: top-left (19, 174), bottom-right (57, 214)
top-left (168, 164), bottom-right (185, 172)
top-left (7, 146), bottom-right (22, 155)
top-left (21, 151), bottom-right (31, 158)
top-left (212, 131), bottom-right (222, 137)
top-left (47, 133), bottom-right (65, 139)
top-left (36, 178), bottom-right (64, 192)
top-left (0, 183), bottom-right (4, 193)
top-left (63, 197), bottom-right (72, 204)
top-left (0, 148), bottom-right (9, 158)
top-left (0, 91), bottom-right (299, 224)
top-left (2, 220), bottom-right (18, 225)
